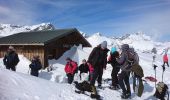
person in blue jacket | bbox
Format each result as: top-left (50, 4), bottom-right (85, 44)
top-left (29, 55), bottom-right (42, 77)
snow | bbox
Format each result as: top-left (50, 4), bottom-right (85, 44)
top-left (0, 23), bottom-right (55, 37)
top-left (1, 28), bottom-right (170, 99)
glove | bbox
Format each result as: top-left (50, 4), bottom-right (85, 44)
top-left (162, 65), bottom-right (165, 72)
top-left (153, 64), bottom-right (158, 70)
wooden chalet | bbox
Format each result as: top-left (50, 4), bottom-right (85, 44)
top-left (0, 28), bottom-right (91, 67)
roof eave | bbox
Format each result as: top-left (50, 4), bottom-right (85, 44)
top-left (0, 43), bottom-right (44, 46)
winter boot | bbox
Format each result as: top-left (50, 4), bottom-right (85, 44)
top-left (121, 92), bottom-right (129, 99)
top-left (97, 84), bottom-right (103, 89)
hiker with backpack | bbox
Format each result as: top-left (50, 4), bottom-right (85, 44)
top-left (3, 46), bottom-right (20, 71)
top-left (29, 55), bottom-right (42, 77)
top-left (78, 59), bottom-right (90, 80)
top-left (87, 41), bottom-right (109, 88)
top-left (64, 57), bottom-right (78, 84)
top-left (116, 44), bottom-right (144, 99)
top-left (107, 47), bottom-right (120, 90)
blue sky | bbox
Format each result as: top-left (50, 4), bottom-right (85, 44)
top-left (0, 0), bottom-right (170, 41)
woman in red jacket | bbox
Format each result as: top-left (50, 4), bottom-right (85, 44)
top-left (163, 54), bottom-right (169, 67)
top-left (65, 57), bottom-right (78, 84)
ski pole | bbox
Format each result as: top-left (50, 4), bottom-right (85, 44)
top-left (153, 65), bottom-right (158, 88)
top-left (162, 65), bottom-right (165, 82)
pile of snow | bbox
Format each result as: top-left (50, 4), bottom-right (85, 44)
top-left (1, 48), bottom-right (170, 100)
top-left (0, 68), bottom-right (93, 100)
top-left (0, 23), bottom-right (55, 37)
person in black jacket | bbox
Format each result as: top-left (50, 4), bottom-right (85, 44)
top-left (3, 46), bottom-right (19, 71)
top-left (108, 47), bottom-right (120, 90)
top-left (78, 59), bottom-right (89, 80)
top-left (29, 55), bottom-right (42, 77)
top-left (88, 41), bottom-right (109, 88)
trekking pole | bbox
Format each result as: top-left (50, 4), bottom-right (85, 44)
top-left (153, 65), bottom-right (158, 88)
top-left (162, 65), bottom-right (165, 82)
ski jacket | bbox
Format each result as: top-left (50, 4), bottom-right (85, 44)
top-left (108, 51), bottom-right (120, 67)
top-left (29, 59), bottom-right (42, 76)
top-left (3, 51), bottom-right (19, 67)
top-left (65, 61), bottom-right (78, 74)
top-left (88, 45), bottom-right (109, 69)
top-left (163, 54), bottom-right (168, 62)
top-left (79, 63), bottom-right (89, 73)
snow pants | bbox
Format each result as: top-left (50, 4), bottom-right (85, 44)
top-left (163, 62), bottom-right (169, 67)
top-left (67, 73), bottom-right (74, 84)
top-left (90, 67), bottom-right (103, 86)
top-left (6, 65), bottom-right (16, 71)
top-left (111, 67), bottom-right (120, 86)
top-left (118, 71), bottom-right (131, 94)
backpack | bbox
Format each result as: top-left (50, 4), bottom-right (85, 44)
top-left (154, 82), bottom-right (169, 100)
top-left (124, 48), bottom-right (139, 71)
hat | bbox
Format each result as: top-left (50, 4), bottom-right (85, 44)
top-left (101, 41), bottom-right (107, 49)
top-left (121, 44), bottom-right (129, 51)
top-left (111, 47), bottom-right (117, 54)
top-left (8, 46), bottom-right (14, 50)
top-left (66, 57), bottom-right (71, 61)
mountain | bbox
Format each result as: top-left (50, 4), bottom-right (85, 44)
top-left (0, 23), bottom-right (55, 37)
top-left (87, 32), bottom-right (170, 53)
top-left (0, 23), bottom-right (169, 53)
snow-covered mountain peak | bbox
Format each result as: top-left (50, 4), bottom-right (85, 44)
top-left (93, 32), bottom-right (102, 37)
top-left (0, 23), bottom-right (55, 37)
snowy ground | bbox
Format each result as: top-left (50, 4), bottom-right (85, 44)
top-left (1, 33), bottom-right (170, 100)
top-left (0, 45), bottom-right (170, 100)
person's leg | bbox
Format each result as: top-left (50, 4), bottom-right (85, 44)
top-left (11, 66), bottom-right (16, 71)
top-left (90, 68), bottom-right (99, 86)
top-left (97, 68), bottom-right (103, 86)
top-left (111, 67), bottom-right (117, 86)
top-left (115, 68), bottom-right (120, 86)
top-left (124, 72), bottom-right (131, 95)
top-left (67, 74), bottom-right (72, 84)
top-left (80, 72), bottom-right (82, 80)
top-left (118, 71), bottom-right (127, 94)
top-left (166, 62), bottom-right (169, 67)
top-left (6, 66), bottom-right (10, 70)
top-left (163, 62), bottom-right (165, 67)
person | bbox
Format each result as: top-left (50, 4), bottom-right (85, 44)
top-left (3, 46), bottom-right (19, 71)
top-left (151, 47), bottom-right (157, 62)
top-left (107, 47), bottom-right (120, 90)
top-left (116, 44), bottom-right (133, 99)
top-left (163, 54), bottom-right (169, 67)
top-left (29, 55), bottom-right (42, 77)
top-left (88, 41), bottom-right (109, 88)
top-left (78, 59), bottom-right (90, 80)
top-left (64, 57), bottom-right (78, 84)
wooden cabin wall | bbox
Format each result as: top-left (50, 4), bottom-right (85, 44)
top-left (44, 32), bottom-right (85, 60)
top-left (0, 45), bottom-right (45, 67)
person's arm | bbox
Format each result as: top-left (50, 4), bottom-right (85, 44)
top-left (71, 62), bottom-right (77, 74)
top-left (37, 61), bottom-right (42, 70)
top-left (116, 53), bottom-right (126, 65)
top-left (14, 53), bottom-right (19, 66)
top-left (3, 55), bottom-right (7, 66)
top-left (87, 47), bottom-right (97, 64)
